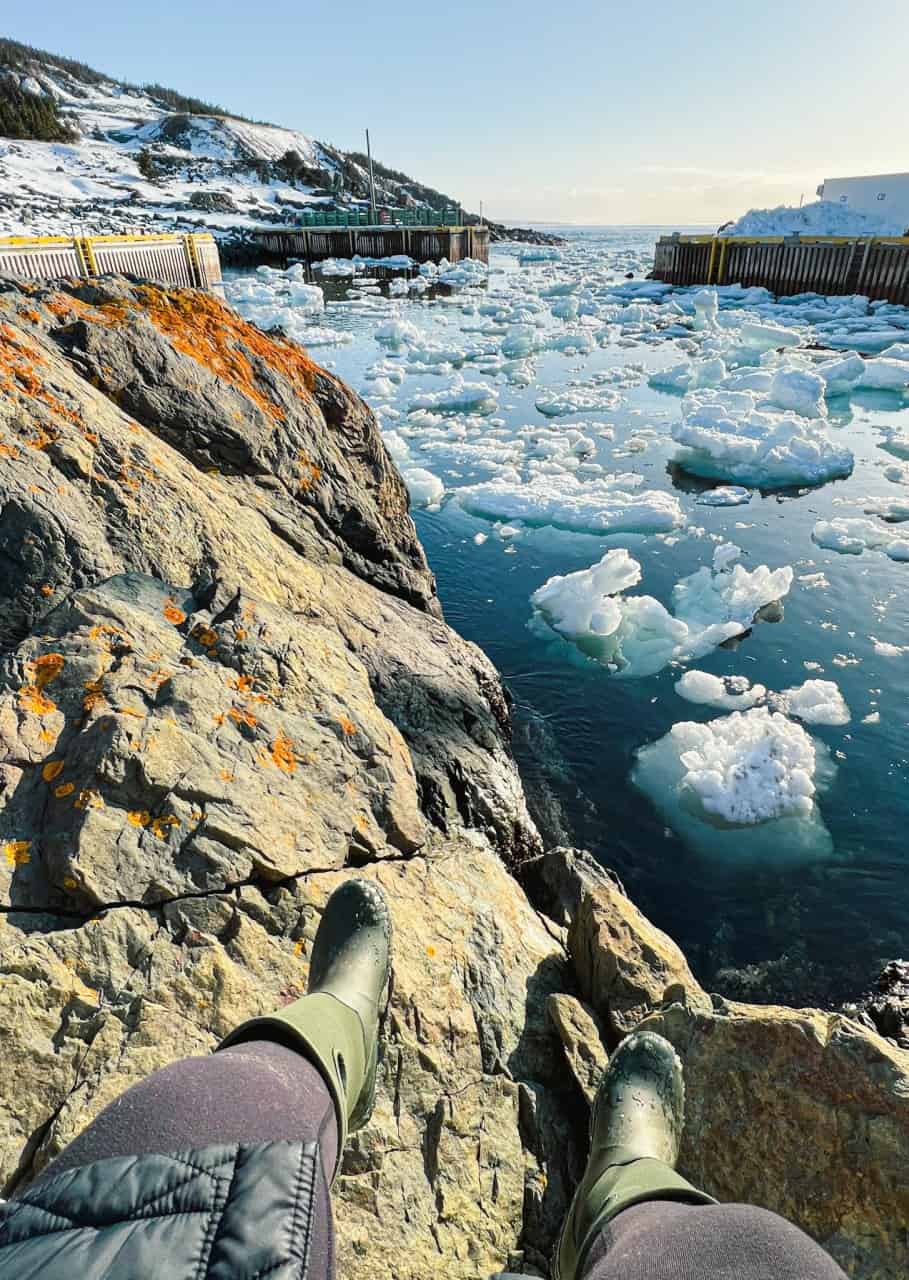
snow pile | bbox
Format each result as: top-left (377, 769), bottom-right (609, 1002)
top-left (530, 547), bottom-right (792, 677)
top-left (458, 474), bottom-right (685, 537)
top-left (720, 200), bottom-right (906, 238)
top-left (671, 390), bottom-right (854, 488)
top-left (632, 707), bottom-right (835, 861)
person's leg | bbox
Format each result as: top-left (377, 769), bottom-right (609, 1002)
top-left (34, 1040), bottom-right (338, 1276)
top-left (579, 1200), bottom-right (849, 1280)
top-left (40, 1039), bottom-right (338, 1184)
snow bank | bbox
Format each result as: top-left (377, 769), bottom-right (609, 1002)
top-left (671, 390), bottom-right (854, 488)
top-left (720, 200), bottom-right (906, 238)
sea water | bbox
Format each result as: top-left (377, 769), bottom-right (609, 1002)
top-left (227, 227), bottom-right (909, 1005)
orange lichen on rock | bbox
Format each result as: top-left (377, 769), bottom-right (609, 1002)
top-left (3, 840), bottom-right (31, 867)
top-left (41, 760), bottom-right (65, 782)
top-left (0, 323), bottom-right (82, 434)
top-left (82, 677), bottom-right (105, 713)
top-left (92, 287), bottom-right (322, 423)
top-left (19, 652), bottom-right (65, 717)
top-left (150, 814), bottom-right (180, 840)
top-left (270, 732), bottom-right (297, 774)
top-left (54, 782), bottom-right (75, 799)
top-left (127, 810), bottom-right (150, 828)
top-left (228, 705), bottom-right (257, 728)
top-left (75, 789), bottom-right (104, 811)
top-left (338, 717), bottom-right (357, 737)
top-left (163, 597), bottom-right (186, 625)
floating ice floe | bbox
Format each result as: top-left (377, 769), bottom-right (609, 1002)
top-left (696, 485), bottom-right (752, 506)
top-left (410, 377), bottom-right (498, 416)
top-left (458, 474), bottom-right (684, 538)
top-left (402, 467), bottom-right (444, 508)
top-left (766, 368), bottom-right (826, 419)
top-left (535, 386), bottom-right (622, 417)
top-left (529, 545), bottom-right (792, 677)
top-left (675, 670), bottom-right (767, 710)
top-left (632, 706), bottom-right (835, 861)
top-left (772, 678), bottom-right (850, 725)
top-left (671, 390), bottom-right (854, 488)
top-left (812, 517), bottom-right (909, 560)
top-left (375, 317), bottom-right (422, 346)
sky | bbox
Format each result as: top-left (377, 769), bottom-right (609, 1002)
top-left (5, 1), bottom-right (909, 225)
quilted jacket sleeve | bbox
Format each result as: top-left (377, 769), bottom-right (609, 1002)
top-left (0, 1140), bottom-right (322, 1280)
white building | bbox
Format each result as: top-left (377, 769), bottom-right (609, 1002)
top-left (816, 173), bottom-right (909, 232)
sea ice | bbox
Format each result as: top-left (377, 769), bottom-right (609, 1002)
top-left (530, 546), bottom-right (792, 677)
top-left (675, 670), bottom-right (767, 710)
top-left (410, 377), bottom-right (498, 416)
top-left (812, 517), bottom-right (906, 557)
top-left (535, 386), bottom-right (621, 417)
top-left (632, 707), bottom-right (835, 861)
top-left (767, 368), bottom-right (826, 419)
top-left (402, 467), bottom-right (444, 507)
top-left (672, 390), bottom-right (854, 488)
top-left (772, 679), bottom-right (850, 726)
top-left (696, 486), bottom-right (752, 506)
top-left (738, 321), bottom-right (802, 353)
top-left (459, 474), bottom-right (684, 537)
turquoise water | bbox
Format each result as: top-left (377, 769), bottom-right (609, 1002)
top-left (231, 227), bottom-right (909, 1004)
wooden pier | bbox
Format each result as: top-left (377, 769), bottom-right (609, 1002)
top-left (652, 233), bottom-right (909, 304)
top-left (251, 224), bottom-right (489, 267)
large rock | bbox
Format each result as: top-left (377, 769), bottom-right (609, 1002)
top-left (562, 860), bottom-right (909, 1279)
top-left (0, 281), bottom-right (564, 1278)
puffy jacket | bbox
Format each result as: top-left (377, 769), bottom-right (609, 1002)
top-left (0, 1140), bottom-right (323, 1279)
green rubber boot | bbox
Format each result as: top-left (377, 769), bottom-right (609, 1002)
top-left (554, 1030), bottom-right (716, 1279)
top-left (218, 878), bottom-right (392, 1182)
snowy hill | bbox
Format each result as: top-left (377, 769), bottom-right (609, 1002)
top-left (0, 37), bottom-right (466, 256)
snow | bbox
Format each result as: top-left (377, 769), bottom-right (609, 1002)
top-left (632, 707), bottom-right (835, 861)
top-left (720, 200), bottom-right (906, 238)
top-left (671, 390), bottom-right (854, 489)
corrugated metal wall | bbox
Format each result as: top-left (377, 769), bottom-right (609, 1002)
top-left (0, 234), bottom-right (223, 294)
top-left (652, 234), bottom-right (909, 305)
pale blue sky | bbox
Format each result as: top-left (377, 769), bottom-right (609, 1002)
top-left (7, 1), bottom-right (908, 223)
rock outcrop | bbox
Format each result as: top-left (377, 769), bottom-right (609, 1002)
top-left (0, 279), bottom-right (906, 1279)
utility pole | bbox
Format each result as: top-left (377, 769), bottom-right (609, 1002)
top-left (479, 199), bottom-right (484, 227)
top-left (365, 128), bottom-right (377, 224)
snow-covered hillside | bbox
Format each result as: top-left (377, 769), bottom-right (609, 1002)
top-left (0, 39), bottom-right (463, 255)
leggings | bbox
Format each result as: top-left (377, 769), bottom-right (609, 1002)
top-left (33, 1044), bottom-right (848, 1280)
top-left (580, 1197), bottom-right (850, 1280)
top-left (32, 1040), bottom-right (338, 1277)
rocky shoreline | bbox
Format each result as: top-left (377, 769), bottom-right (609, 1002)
top-left (0, 278), bottom-right (905, 1278)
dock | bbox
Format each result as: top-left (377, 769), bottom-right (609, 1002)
top-left (251, 224), bottom-right (490, 267)
top-left (653, 233), bottom-right (909, 304)
top-left (0, 233), bottom-right (224, 295)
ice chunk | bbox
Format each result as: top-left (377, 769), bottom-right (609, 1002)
top-left (696, 485), bottom-right (752, 506)
top-left (767, 368), bottom-right (826, 419)
top-left (672, 390), bottom-right (853, 488)
top-left (812, 517), bottom-right (898, 556)
top-left (773, 679), bottom-right (850, 726)
top-left (375, 317), bottom-right (421, 346)
top-left (675, 670), bottom-right (766, 710)
top-left (816, 353), bottom-right (865, 396)
top-left (712, 542), bottom-right (741, 572)
top-left (671, 559), bottom-right (794, 662)
top-left (692, 289), bottom-right (718, 331)
top-left (535, 386), bottom-right (621, 417)
top-left (632, 708), bottom-right (835, 861)
top-left (402, 467), bottom-right (444, 507)
top-left (739, 321), bottom-right (802, 353)
top-left (381, 430), bottom-right (410, 463)
top-left (458, 473), bottom-right (685, 537)
top-left (530, 548), bottom-right (791, 677)
top-left (410, 377), bottom-right (498, 416)
top-left (857, 359), bottom-right (909, 393)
